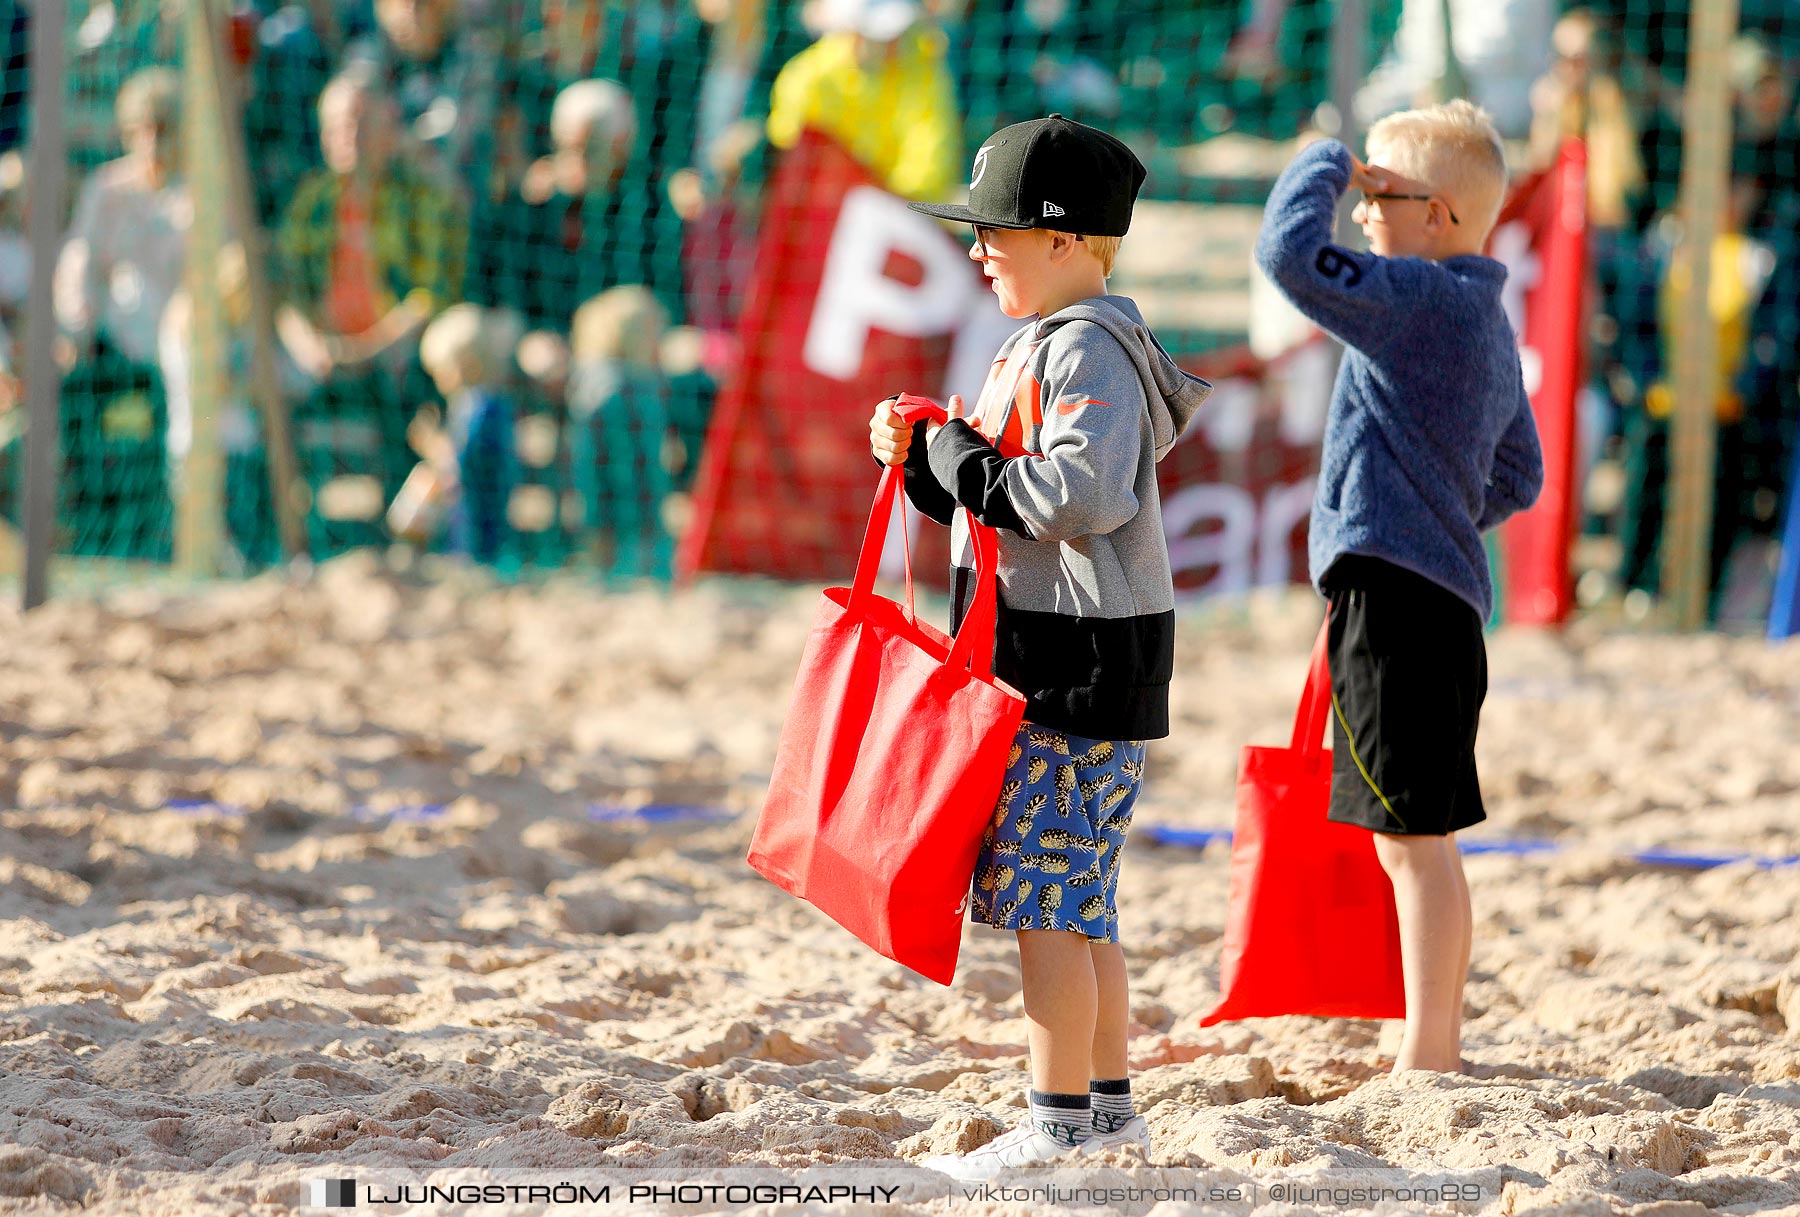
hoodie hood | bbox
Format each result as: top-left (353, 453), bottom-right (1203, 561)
top-left (1035, 295), bottom-right (1211, 459)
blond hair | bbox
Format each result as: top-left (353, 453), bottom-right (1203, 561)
top-left (1084, 233), bottom-right (1122, 277)
top-left (551, 79), bottom-right (638, 160)
top-left (318, 64), bottom-right (386, 123)
top-left (419, 303), bottom-right (490, 385)
top-left (570, 285), bottom-right (668, 368)
top-left (117, 67), bottom-right (180, 133)
top-left (1367, 99), bottom-right (1509, 237)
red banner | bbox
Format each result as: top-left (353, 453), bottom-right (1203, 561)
top-left (680, 131), bottom-right (1332, 597)
top-left (678, 132), bottom-right (1011, 582)
top-left (1489, 139), bottom-right (1588, 625)
top-left (1156, 340), bottom-right (1333, 597)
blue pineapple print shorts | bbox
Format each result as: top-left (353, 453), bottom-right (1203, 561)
top-left (969, 723), bottom-right (1146, 944)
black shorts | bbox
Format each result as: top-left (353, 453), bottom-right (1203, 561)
top-left (1323, 555), bottom-right (1488, 836)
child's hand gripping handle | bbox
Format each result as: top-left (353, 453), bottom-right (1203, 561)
top-left (859, 392), bottom-right (944, 626)
top-left (889, 395), bottom-right (1001, 678)
top-left (890, 394), bottom-right (949, 428)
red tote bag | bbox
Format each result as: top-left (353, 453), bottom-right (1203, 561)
top-left (748, 462), bottom-right (1026, 985)
top-left (1200, 620), bottom-right (1406, 1025)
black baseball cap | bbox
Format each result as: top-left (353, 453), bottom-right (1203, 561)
top-left (909, 114), bottom-right (1146, 237)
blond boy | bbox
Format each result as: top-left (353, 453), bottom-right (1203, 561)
top-left (1255, 100), bottom-right (1544, 1072)
top-left (411, 303), bottom-right (517, 562)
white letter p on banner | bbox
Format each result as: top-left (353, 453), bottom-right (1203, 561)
top-left (804, 186), bottom-right (975, 381)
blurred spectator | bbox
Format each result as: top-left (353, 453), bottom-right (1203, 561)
top-left (1616, 182), bottom-right (1776, 617)
top-left (67, 0), bottom-right (181, 169)
top-left (1728, 33), bottom-right (1800, 235)
top-left (53, 66), bottom-right (188, 557)
top-left (342, 0), bottom-right (502, 196)
top-left (693, 0), bottom-right (768, 168)
top-left (1726, 34), bottom-right (1800, 573)
top-left (54, 66), bottom-right (187, 377)
top-left (242, 0), bottom-right (363, 226)
top-left (495, 0), bottom-right (703, 191)
top-left (277, 67), bottom-right (467, 541)
top-left (1527, 9), bottom-right (1646, 498)
top-left (404, 303), bottom-right (519, 563)
top-left (766, 0), bottom-right (960, 202)
top-left (478, 0), bottom-right (612, 268)
top-left (667, 118), bottom-right (760, 376)
top-left (1357, 0), bottom-right (1556, 137)
top-left (567, 285), bottom-right (674, 578)
top-left (470, 78), bottom-right (639, 333)
top-left (1528, 9), bottom-right (1644, 231)
top-left (277, 68), bottom-right (465, 386)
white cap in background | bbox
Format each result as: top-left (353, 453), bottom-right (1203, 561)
top-left (810, 0), bottom-right (922, 42)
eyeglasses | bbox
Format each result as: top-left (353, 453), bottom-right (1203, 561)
top-left (972, 225), bottom-right (1085, 254)
top-left (1360, 192), bottom-right (1460, 225)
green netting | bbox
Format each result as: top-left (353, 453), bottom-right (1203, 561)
top-left (7, 1), bottom-right (1797, 619)
top-left (1575, 2), bottom-right (1800, 623)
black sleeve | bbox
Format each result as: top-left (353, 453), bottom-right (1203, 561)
top-left (869, 420), bottom-right (957, 525)
top-left (925, 419), bottom-right (1032, 537)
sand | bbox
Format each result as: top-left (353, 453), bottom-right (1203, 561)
top-left (1, 554), bottom-right (1797, 1216)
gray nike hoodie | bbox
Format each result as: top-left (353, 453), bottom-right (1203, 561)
top-left (903, 293), bottom-right (1211, 739)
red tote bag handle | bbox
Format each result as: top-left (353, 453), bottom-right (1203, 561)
top-left (885, 393), bottom-right (1001, 676)
top-left (848, 463), bottom-right (1002, 679)
top-left (891, 394), bottom-right (949, 429)
top-left (1289, 618), bottom-right (1331, 771)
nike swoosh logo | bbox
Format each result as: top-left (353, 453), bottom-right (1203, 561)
top-left (1056, 398), bottom-right (1114, 415)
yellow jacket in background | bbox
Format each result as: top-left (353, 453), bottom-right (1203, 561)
top-left (766, 27), bottom-right (962, 203)
top-left (1647, 231), bottom-right (1774, 424)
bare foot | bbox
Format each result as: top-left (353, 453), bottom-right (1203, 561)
top-left (1390, 1051), bottom-right (1466, 1075)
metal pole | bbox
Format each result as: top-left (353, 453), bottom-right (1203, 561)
top-left (1327, 0), bottom-right (1370, 374)
top-left (1329, 0), bottom-right (1369, 244)
top-left (1434, 0), bottom-right (1469, 105)
top-left (179, 0), bottom-right (228, 577)
top-left (1330, 0), bottom-right (1369, 155)
top-left (202, 0), bottom-right (306, 563)
top-left (1662, 0), bottom-right (1738, 630)
top-left (21, 0), bottom-right (67, 609)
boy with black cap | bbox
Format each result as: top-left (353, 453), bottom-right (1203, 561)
top-left (868, 115), bottom-right (1211, 1180)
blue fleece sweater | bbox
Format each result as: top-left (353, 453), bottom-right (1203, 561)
top-left (1255, 138), bottom-right (1544, 618)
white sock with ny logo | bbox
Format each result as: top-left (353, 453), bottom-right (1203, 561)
top-left (1028, 1089), bottom-right (1092, 1147)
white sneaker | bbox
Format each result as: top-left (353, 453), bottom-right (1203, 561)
top-left (921, 1124), bottom-right (1093, 1182)
top-left (1089, 1114), bottom-right (1151, 1155)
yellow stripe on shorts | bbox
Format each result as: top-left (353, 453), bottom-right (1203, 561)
top-left (1331, 687), bottom-right (1409, 831)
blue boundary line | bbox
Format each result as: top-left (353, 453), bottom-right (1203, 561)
top-left (586, 803), bottom-right (735, 824)
top-left (1138, 825), bottom-right (1799, 869)
top-left (228, 801), bottom-right (1798, 870)
top-left (163, 799), bottom-right (247, 818)
top-left (351, 803), bottom-right (449, 822)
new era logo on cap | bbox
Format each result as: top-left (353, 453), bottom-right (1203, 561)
top-left (910, 114), bottom-right (1146, 238)
top-left (311, 1179), bottom-right (357, 1208)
